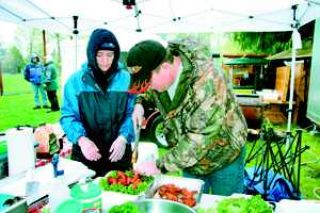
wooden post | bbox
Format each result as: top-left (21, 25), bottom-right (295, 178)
top-left (0, 63), bottom-right (4, 96)
top-left (55, 33), bottom-right (62, 69)
top-left (42, 29), bottom-right (47, 63)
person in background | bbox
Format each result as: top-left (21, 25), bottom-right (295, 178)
top-left (44, 55), bottom-right (60, 112)
top-left (60, 28), bottom-right (135, 177)
top-left (24, 54), bottom-right (49, 109)
top-left (127, 39), bottom-right (248, 195)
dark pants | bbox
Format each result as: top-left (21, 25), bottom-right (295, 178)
top-left (183, 147), bottom-right (246, 195)
top-left (47, 90), bottom-right (60, 111)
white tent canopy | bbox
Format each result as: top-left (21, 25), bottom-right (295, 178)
top-left (0, 0), bottom-right (319, 35)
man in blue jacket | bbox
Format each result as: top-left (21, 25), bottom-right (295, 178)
top-left (24, 54), bottom-right (49, 109)
top-left (60, 29), bottom-right (135, 177)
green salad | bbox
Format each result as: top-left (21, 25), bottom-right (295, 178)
top-left (197, 195), bottom-right (273, 213)
top-left (108, 201), bottom-right (142, 213)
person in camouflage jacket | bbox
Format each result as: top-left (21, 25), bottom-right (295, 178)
top-left (127, 39), bottom-right (248, 195)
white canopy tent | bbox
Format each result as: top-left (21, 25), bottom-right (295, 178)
top-left (1, 0), bottom-right (320, 134)
top-left (0, 0), bottom-right (319, 34)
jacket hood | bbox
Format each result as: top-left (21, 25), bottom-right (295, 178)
top-left (30, 54), bottom-right (40, 64)
top-left (86, 28), bottom-right (120, 74)
top-left (86, 29), bottom-right (120, 90)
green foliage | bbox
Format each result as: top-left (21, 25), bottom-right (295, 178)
top-left (232, 32), bottom-right (292, 55)
top-left (9, 46), bottom-right (25, 73)
top-left (159, 32), bottom-right (217, 53)
top-left (1, 26), bottom-right (64, 75)
top-left (162, 32), bottom-right (212, 44)
top-left (1, 28), bottom-right (44, 74)
top-left (27, 28), bottom-right (44, 57)
top-left (0, 45), bottom-right (26, 74)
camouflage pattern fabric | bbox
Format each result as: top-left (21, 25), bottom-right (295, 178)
top-left (148, 38), bottom-right (248, 175)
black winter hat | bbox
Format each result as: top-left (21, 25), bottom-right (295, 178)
top-left (127, 40), bottom-right (166, 93)
top-left (86, 28), bottom-right (120, 73)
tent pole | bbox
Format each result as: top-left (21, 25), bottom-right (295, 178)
top-left (72, 16), bottom-right (79, 71)
top-left (134, 4), bottom-right (142, 32)
top-left (286, 45), bottom-right (296, 134)
top-left (75, 34), bottom-right (78, 71)
top-left (286, 29), bottom-right (302, 149)
top-left (286, 5), bottom-right (301, 149)
top-left (286, 33), bottom-right (296, 151)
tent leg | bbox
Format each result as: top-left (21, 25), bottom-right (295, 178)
top-left (286, 27), bottom-right (301, 150)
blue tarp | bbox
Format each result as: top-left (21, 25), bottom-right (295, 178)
top-left (244, 167), bottom-right (301, 202)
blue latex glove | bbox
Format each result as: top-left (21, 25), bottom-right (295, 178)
top-left (109, 135), bottom-right (127, 162)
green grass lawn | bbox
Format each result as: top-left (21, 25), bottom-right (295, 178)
top-left (299, 132), bottom-right (320, 199)
top-left (0, 74), bottom-right (60, 131)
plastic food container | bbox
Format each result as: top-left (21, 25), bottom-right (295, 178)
top-left (71, 180), bottom-right (102, 212)
top-left (55, 199), bottom-right (82, 213)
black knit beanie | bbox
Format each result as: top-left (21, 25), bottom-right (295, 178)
top-left (126, 40), bottom-right (166, 93)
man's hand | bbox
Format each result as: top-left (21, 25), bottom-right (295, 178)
top-left (134, 161), bottom-right (161, 176)
top-left (78, 136), bottom-right (101, 161)
top-left (109, 135), bottom-right (127, 162)
top-left (132, 103), bottom-right (144, 130)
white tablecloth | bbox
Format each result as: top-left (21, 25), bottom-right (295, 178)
top-left (0, 158), bottom-right (94, 204)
